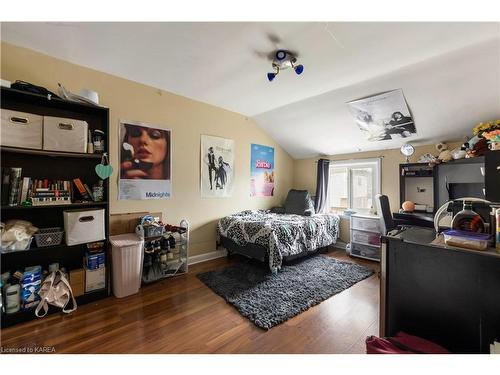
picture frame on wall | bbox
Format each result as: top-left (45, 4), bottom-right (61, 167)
top-left (250, 143), bottom-right (275, 197)
top-left (347, 89), bottom-right (416, 142)
top-left (118, 120), bottom-right (172, 200)
top-left (200, 135), bottom-right (234, 198)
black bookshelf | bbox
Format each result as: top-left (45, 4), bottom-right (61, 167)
top-left (1, 86), bottom-right (110, 328)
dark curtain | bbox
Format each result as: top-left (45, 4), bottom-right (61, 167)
top-left (314, 158), bottom-right (330, 213)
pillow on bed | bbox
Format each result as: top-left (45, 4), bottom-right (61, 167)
top-left (283, 189), bottom-right (316, 216)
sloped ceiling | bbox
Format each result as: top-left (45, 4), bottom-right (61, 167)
top-left (1, 22), bottom-right (499, 158)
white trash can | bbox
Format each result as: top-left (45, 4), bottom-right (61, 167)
top-left (110, 233), bottom-right (144, 298)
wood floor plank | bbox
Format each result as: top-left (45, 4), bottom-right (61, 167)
top-left (0, 249), bottom-right (379, 353)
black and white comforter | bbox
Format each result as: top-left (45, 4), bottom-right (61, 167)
top-left (217, 210), bottom-right (340, 272)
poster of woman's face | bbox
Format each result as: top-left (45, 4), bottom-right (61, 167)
top-left (118, 121), bottom-right (172, 200)
top-left (347, 89), bottom-right (417, 142)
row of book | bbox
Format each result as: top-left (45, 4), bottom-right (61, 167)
top-left (1, 167), bottom-right (96, 206)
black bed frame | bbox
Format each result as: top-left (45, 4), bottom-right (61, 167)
top-left (217, 235), bottom-right (332, 268)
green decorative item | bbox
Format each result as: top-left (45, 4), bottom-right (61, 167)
top-left (95, 153), bottom-right (113, 180)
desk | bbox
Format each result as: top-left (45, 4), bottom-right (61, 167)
top-left (392, 211), bottom-right (434, 228)
top-left (381, 227), bottom-right (500, 353)
top-left (393, 211), bottom-right (433, 221)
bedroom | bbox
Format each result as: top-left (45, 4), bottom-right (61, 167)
top-left (1, 0), bottom-right (500, 372)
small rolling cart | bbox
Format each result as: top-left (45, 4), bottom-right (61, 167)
top-left (137, 218), bottom-right (189, 284)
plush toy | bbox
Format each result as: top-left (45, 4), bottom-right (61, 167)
top-left (435, 142), bottom-right (453, 162)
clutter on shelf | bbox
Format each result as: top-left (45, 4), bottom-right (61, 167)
top-left (1, 167), bottom-right (105, 207)
top-left (0, 220), bottom-right (38, 251)
top-left (58, 83), bottom-right (100, 106)
top-left (435, 142), bottom-right (453, 163)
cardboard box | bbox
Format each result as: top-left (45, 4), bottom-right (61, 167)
top-left (85, 267), bottom-right (105, 293)
top-left (69, 269), bottom-right (85, 297)
top-left (85, 252), bottom-right (105, 270)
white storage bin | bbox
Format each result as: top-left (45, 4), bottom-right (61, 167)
top-left (110, 233), bottom-right (144, 298)
top-left (43, 116), bottom-right (88, 153)
top-left (63, 208), bottom-right (105, 246)
top-left (1, 109), bottom-right (43, 149)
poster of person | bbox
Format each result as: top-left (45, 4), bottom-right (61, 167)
top-left (201, 135), bottom-right (234, 198)
top-left (118, 120), bottom-right (172, 200)
top-left (347, 89), bottom-right (417, 141)
top-left (250, 144), bottom-right (275, 197)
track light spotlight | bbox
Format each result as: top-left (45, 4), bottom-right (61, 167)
top-left (294, 64), bottom-right (304, 75)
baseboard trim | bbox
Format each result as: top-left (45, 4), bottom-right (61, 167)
top-left (332, 240), bottom-right (348, 250)
top-left (188, 249), bottom-right (227, 266)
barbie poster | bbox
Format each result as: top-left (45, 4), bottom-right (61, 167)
top-left (118, 120), bottom-right (172, 200)
top-left (250, 144), bottom-right (275, 197)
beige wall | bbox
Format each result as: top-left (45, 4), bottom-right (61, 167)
top-left (294, 142), bottom-right (461, 242)
top-left (1, 42), bottom-right (294, 256)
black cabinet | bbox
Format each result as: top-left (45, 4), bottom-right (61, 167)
top-left (485, 150), bottom-right (500, 203)
top-left (381, 227), bottom-right (500, 353)
top-left (434, 157), bottom-right (485, 209)
top-left (1, 87), bottom-right (110, 327)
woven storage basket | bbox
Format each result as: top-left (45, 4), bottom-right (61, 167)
top-left (34, 227), bottom-right (64, 247)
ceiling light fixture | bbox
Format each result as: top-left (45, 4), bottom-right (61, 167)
top-left (267, 50), bottom-right (304, 82)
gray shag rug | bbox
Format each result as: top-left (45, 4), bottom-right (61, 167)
top-left (197, 255), bottom-right (374, 330)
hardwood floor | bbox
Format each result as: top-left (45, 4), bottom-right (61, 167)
top-left (0, 249), bottom-right (380, 353)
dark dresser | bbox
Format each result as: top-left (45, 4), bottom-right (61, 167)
top-left (381, 227), bottom-right (500, 353)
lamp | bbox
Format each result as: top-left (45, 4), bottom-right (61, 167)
top-left (266, 50), bottom-right (304, 82)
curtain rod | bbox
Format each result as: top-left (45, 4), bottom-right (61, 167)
top-left (314, 156), bottom-right (384, 163)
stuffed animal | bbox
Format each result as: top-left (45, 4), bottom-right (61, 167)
top-left (436, 142), bottom-right (453, 162)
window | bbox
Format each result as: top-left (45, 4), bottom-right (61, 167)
top-left (328, 158), bottom-right (381, 214)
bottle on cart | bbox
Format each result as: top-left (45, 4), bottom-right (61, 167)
top-left (451, 201), bottom-right (485, 233)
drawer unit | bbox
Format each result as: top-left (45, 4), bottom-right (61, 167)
top-left (1, 109), bottom-right (43, 149)
top-left (349, 242), bottom-right (380, 261)
top-left (351, 215), bottom-right (381, 232)
top-left (351, 229), bottom-right (381, 246)
top-left (349, 213), bottom-right (382, 262)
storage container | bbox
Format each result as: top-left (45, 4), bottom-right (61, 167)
top-left (63, 208), bottom-right (105, 246)
top-left (110, 233), bottom-right (144, 298)
top-left (351, 215), bottom-right (381, 232)
top-left (43, 116), bottom-right (88, 153)
top-left (34, 227), bottom-right (64, 247)
top-left (85, 267), bottom-right (105, 292)
top-left (85, 252), bottom-right (105, 270)
top-left (351, 229), bottom-right (381, 246)
top-left (349, 242), bottom-right (380, 260)
top-left (442, 229), bottom-right (491, 251)
top-left (1, 109), bottom-right (43, 149)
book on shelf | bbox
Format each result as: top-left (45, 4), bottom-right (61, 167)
top-left (0, 172), bottom-right (100, 206)
top-left (73, 178), bottom-right (92, 201)
top-left (1, 167), bottom-right (11, 205)
top-left (7, 168), bottom-right (22, 206)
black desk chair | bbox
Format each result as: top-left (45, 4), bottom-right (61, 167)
top-left (375, 194), bottom-right (434, 234)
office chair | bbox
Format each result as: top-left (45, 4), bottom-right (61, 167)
top-left (375, 194), bottom-right (434, 234)
top-left (375, 194), bottom-right (405, 234)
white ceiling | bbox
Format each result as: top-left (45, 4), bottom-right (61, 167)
top-left (1, 22), bottom-right (499, 158)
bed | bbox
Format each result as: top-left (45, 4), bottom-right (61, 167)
top-left (217, 209), bottom-right (340, 273)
